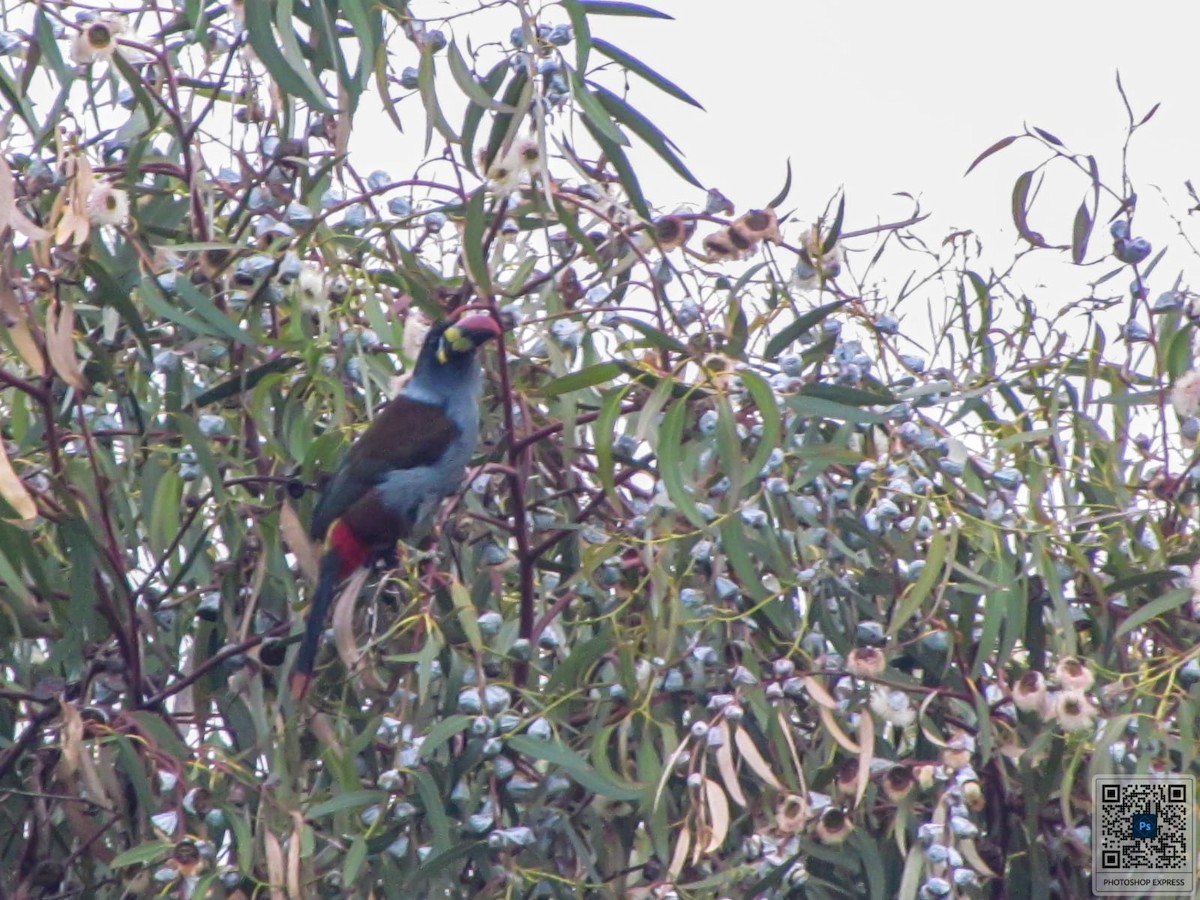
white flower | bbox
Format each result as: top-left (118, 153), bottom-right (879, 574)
top-left (511, 137), bottom-right (542, 173)
top-left (295, 264), bottom-right (327, 313)
top-left (869, 686), bottom-right (915, 727)
top-left (1054, 656), bottom-right (1095, 693)
top-left (1054, 690), bottom-right (1096, 731)
top-left (86, 183), bottom-right (129, 227)
top-left (1012, 670), bottom-right (1047, 713)
top-left (1170, 370), bottom-right (1200, 418)
top-left (69, 15), bottom-right (127, 65)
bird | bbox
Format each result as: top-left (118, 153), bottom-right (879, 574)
top-left (290, 313), bottom-right (502, 698)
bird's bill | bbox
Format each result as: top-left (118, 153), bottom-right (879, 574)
top-left (444, 314), bottom-right (502, 350)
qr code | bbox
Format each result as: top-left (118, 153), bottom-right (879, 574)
top-left (1093, 775), bottom-right (1196, 896)
top-left (1096, 777), bottom-right (1192, 870)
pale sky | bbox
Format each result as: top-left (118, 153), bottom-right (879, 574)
top-left (605, 0), bottom-right (1200, 247)
top-left (345, 0), bottom-right (1200, 311)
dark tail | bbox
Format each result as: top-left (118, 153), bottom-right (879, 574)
top-left (290, 550), bottom-right (342, 699)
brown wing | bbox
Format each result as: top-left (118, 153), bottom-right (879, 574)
top-left (310, 395), bottom-right (460, 540)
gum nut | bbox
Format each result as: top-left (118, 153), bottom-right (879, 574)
top-left (876, 312), bottom-right (900, 335)
top-left (1121, 320), bottom-right (1150, 341)
top-left (699, 410), bottom-right (719, 435)
top-left (400, 66), bottom-right (419, 89)
top-left (548, 24), bottom-right (573, 45)
top-left (423, 211), bottom-right (446, 231)
top-left (1115, 237), bottom-right (1152, 265)
top-left (387, 196), bottom-right (413, 217)
top-left (284, 202), bottom-right (314, 225)
top-left (1109, 220), bottom-right (1130, 240)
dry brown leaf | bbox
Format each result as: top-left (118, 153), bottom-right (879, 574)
top-left (46, 303), bottom-right (89, 391)
top-left (0, 431), bottom-right (37, 524)
top-left (0, 156), bottom-right (51, 241)
top-left (287, 811), bottom-right (304, 899)
top-left (308, 711), bottom-right (344, 757)
top-left (53, 155), bottom-right (93, 247)
top-left (0, 272), bottom-right (46, 375)
top-left (958, 838), bottom-right (999, 878)
top-left (332, 566), bottom-right (369, 673)
top-left (666, 822), bottom-right (691, 880)
top-left (803, 675), bottom-right (839, 709)
top-left (733, 725), bottom-right (785, 792)
top-left (279, 500), bottom-right (319, 584)
top-left (855, 712), bottom-right (874, 808)
top-left (819, 705), bottom-right (860, 754)
top-left (58, 701), bottom-right (83, 778)
top-left (702, 777), bottom-right (730, 854)
top-left (714, 721), bottom-right (747, 807)
top-left (654, 733), bottom-right (693, 812)
top-left (264, 829), bottom-right (286, 900)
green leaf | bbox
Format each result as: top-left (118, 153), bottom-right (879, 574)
top-left (540, 362), bottom-right (623, 397)
top-left (417, 714), bottom-right (473, 758)
top-left (590, 38), bottom-right (703, 109)
top-left (563, 0), bottom-right (592, 71)
top-left (244, 0), bottom-right (333, 112)
top-left (763, 300), bottom-right (845, 359)
top-left (1071, 198), bottom-right (1092, 265)
top-left (33, 9), bottom-right (68, 83)
top-left (889, 527), bottom-right (949, 634)
top-left (719, 519), bottom-right (770, 601)
top-left (821, 194), bottom-right (845, 255)
top-left (1115, 588), bottom-right (1191, 638)
top-left (589, 83), bottom-right (701, 187)
top-left (799, 382), bottom-right (895, 407)
top-left (657, 400), bottom-right (707, 530)
top-left (738, 371), bottom-right (781, 489)
top-left (173, 276), bottom-right (255, 346)
top-left (450, 579), bottom-right (483, 651)
top-left (595, 385), bottom-right (631, 496)
top-left (507, 735), bottom-right (643, 800)
top-left (1011, 169), bottom-right (1047, 247)
top-left (461, 187), bottom-right (494, 295)
top-left (193, 357), bottom-right (302, 407)
top-left (789, 394), bottom-right (887, 425)
top-left (618, 318), bottom-right (688, 355)
top-left (766, 158), bottom-right (792, 209)
top-left (417, 47), bottom-right (459, 153)
top-left (546, 632), bottom-right (612, 694)
top-left (80, 259), bottom-right (151, 355)
top-left (307, 789), bottom-right (388, 818)
top-left (447, 41), bottom-right (505, 111)
top-left (579, 0), bottom-right (672, 16)
top-left (483, 70), bottom-right (530, 172)
top-left (567, 67), bottom-right (628, 147)
top-left (343, 836), bottom-right (367, 885)
top-left (110, 840), bottom-right (171, 869)
top-left (461, 60), bottom-right (508, 174)
top-left (413, 771), bottom-right (455, 851)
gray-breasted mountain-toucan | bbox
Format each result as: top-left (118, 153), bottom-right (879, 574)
top-left (291, 313), bottom-right (501, 698)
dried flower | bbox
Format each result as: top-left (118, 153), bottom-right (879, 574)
top-left (732, 207), bottom-right (781, 244)
top-left (846, 646), bottom-right (886, 679)
top-left (835, 759), bottom-right (859, 797)
top-left (1054, 690), bottom-right (1096, 731)
top-left (86, 183), bottom-right (129, 227)
top-left (1012, 670), bottom-right (1047, 713)
top-left (70, 15), bottom-right (128, 65)
top-left (1055, 656), bottom-right (1095, 693)
top-left (1170, 370), bottom-right (1200, 418)
top-left (651, 215), bottom-right (692, 252)
top-left (814, 806), bottom-right (853, 845)
top-left (774, 794), bottom-right (807, 835)
top-left (702, 230), bottom-right (737, 261)
top-left (881, 765), bottom-right (915, 802)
